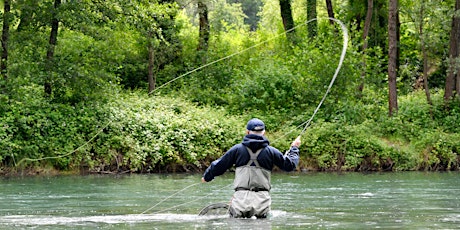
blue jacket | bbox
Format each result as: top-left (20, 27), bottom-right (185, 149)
top-left (202, 134), bottom-right (300, 182)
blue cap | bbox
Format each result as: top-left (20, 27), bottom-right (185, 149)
top-left (246, 118), bottom-right (265, 131)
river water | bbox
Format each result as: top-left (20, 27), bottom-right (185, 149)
top-left (0, 172), bottom-right (458, 229)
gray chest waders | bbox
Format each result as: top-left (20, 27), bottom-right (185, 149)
top-left (233, 147), bottom-right (271, 192)
top-left (200, 147), bottom-right (272, 218)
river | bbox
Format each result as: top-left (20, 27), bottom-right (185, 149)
top-left (0, 172), bottom-right (458, 229)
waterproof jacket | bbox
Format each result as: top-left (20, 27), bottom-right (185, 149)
top-left (202, 134), bottom-right (299, 182)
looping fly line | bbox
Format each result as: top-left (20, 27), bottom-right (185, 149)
top-left (280, 18), bottom-right (348, 141)
top-left (17, 18), bottom-right (348, 165)
top-left (299, 18), bottom-right (348, 135)
top-left (150, 18), bottom-right (348, 141)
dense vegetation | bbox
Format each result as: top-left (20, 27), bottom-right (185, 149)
top-left (0, 0), bottom-right (459, 175)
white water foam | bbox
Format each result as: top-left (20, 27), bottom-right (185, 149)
top-left (0, 209), bottom-right (296, 226)
top-left (0, 213), bottom-right (225, 226)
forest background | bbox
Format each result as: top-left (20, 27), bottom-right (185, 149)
top-left (0, 0), bottom-right (459, 175)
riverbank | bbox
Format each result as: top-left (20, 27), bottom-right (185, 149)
top-left (2, 91), bottom-right (459, 174)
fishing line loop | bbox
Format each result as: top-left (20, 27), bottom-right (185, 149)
top-left (270, 18), bottom-right (348, 143)
top-left (298, 18), bottom-right (348, 135)
top-left (18, 18), bottom-right (348, 168)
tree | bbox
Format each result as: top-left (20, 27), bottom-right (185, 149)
top-left (418, 0), bottom-right (433, 111)
top-left (44, 0), bottom-right (61, 96)
top-left (358, 0), bottom-right (373, 94)
top-left (279, 0), bottom-right (295, 43)
top-left (445, 0), bottom-right (460, 102)
top-left (307, 0), bottom-right (317, 38)
top-left (119, 0), bottom-right (180, 93)
top-left (197, 1), bottom-right (210, 63)
top-left (147, 1), bottom-right (180, 93)
top-left (348, 0), bottom-right (387, 49)
top-left (228, 0), bottom-right (263, 31)
top-left (1, 0), bottom-right (11, 80)
top-left (148, 34), bottom-right (157, 93)
top-left (388, 0), bottom-right (399, 116)
top-left (325, 0), bottom-right (335, 24)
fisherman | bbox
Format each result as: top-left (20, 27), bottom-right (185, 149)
top-left (201, 118), bottom-right (301, 218)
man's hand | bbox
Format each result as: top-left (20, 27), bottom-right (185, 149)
top-left (291, 136), bottom-right (301, 148)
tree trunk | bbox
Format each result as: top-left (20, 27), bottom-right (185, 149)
top-left (279, 0), bottom-right (295, 43)
top-left (1, 0), bottom-right (10, 80)
top-left (197, 1), bottom-right (209, 63)
top-left (388, 0), bottom-right (398, 116)
top-left (396, 4), bottom-right (400, 76)
top-left (325, 0), bottom-right (335, 24)
top-left (148, 39), bottom-right (156, 94)
top-left (362, 0), bottom-right (373, 51)
top-left (45, 0), bottom-right (61, 96)
top-left (445, 0), bottom-right (460, 102)
top-left (455, 64), bottom-right (460, 100)
top-left (358, 0), bottom-right (373, 94)
top-left (307, 0), bottom-right (317, 38)
top-left (418, 1), bottom-right (433, 111)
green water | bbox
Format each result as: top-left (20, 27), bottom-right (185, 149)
top-left (0, 172), bottom-right (458, 229)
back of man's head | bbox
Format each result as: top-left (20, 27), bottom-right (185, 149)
top-left (246, 118), bottom-right (265, 135)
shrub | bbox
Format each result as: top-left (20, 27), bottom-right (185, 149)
top-left (80, 92), bottom-right (243, 173)
top-left (414, 131), bottom-right (460, 171)
top-left (300, 120), bottom-right (415, 171)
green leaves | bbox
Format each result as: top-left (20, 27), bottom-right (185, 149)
top-left (82, 92), bottom-right (242, 173)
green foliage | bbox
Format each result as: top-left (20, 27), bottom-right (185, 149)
top-left (1, 0), bottom-right (459, 174)
top-left (0, 84), bottom-right (108, 169)
top-left (415, 130), bottom-right (460, 170)
top-left (301, 121), bottom-right (414, 171)
top-left (209, 0), bottom-right (248, 32)
top-left (414, 131), bottom-right (460, 171)
top-left (93, 92), bottom-right (242, 172)
top-left (0, 90), bottom-right (243, 172)
top-left (230, 60), bottom-right (299, 112)
top-left (179, 19), bottom-right (360, 120)
top-left (343, 0), bottom-right (388, 49)
top-left (398, 0), bottom-right (452, 93)
top-left (227, 0), bottom-right (263, 31)
top-left (52, 29), bottom-right (122, 104)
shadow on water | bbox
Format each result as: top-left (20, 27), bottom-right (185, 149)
top-left (0, 172), bottom-right (459, 229)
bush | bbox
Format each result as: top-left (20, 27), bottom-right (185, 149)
top-left (0, 84), bottom-right (111, 170)
top-left (300, 121), bottom-right (415, 171)
top-left (1, 89), bottom-right (244, 173)
top-left (414, 131), bottom-right (460, 171)
top-left (93, 92), bottom-right (243, 172)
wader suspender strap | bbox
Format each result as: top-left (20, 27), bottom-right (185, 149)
top-left (245, 147), bottom-right (263, 167)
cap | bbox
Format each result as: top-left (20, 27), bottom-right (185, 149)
top-left (246, 118), bottom-right (265, 131)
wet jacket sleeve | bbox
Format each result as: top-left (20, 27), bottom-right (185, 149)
top-left (202, 145), bottom-right (238, 182)
top-left (272, 146), bottom-right (299, 172)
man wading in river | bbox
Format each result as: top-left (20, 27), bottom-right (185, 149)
top-left (201, 118), bottom-right (301, 218)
